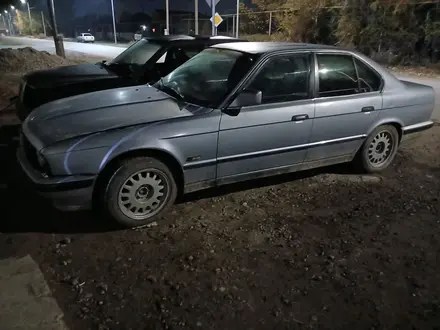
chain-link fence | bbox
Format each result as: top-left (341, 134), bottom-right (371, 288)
top-left (72, 2), bottom-right (440, 64)
top-left (215, 5), bottom-right (440, 64)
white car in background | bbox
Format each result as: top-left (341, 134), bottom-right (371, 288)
top-left (77, 33), bottom-right (95, 43)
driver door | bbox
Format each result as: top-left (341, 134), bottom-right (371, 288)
top-left (216, 53), bottom-right (315, 181)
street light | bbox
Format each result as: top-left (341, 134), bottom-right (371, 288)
top-left (110, 0), bottom-right (117, 43)
top-left (10, 5), bottom-right (15, 10)
top-left (4, 9), bottom-right (13, 36)
top-left (165, 0), bottom-right (169, 35)
top-left (20, 0), bottom-right (33, 35)
top-left (0, 14), bottom-right (7, 34)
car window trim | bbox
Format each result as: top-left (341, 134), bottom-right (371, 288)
top-left (314, 52), bottom-right (360, 98)
top-left (313, 51), bottom-right (384, 100)
top-left (352, 55), bottom-right (385, 92)
top-left (244, 52), bottom-right (314, 105)
top-left (220, 50), bottom-right (314, 111)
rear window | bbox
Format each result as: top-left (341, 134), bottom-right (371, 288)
top-left (109, 39), bottom-right (162, 66)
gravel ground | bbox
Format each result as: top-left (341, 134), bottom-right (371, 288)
top-left (0, 51), bottom-right (439, 329)
top-left (0, 118), bottom-right (439, 329)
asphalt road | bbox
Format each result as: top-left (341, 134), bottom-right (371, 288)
top-left (1, 36), bottom-right (439, 121)
top-left (0, 36), bottom-right (125, 59)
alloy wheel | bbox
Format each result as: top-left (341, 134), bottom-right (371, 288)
top-left (367, 130), bottom-right (394, 167)
top-left (117, 169), bottom-right (170, 220)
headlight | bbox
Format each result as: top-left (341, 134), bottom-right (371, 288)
top-left (37, 152), bottom-right (51, 176)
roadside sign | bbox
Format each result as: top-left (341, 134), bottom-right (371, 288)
top-left (205, 0), bottom-right (220, 7)
top-left (210, 12), bottom-right (223, 28)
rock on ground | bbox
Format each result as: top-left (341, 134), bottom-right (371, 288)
top-left (0, 255), bottom-right (68, 330)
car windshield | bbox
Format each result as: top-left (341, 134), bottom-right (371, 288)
top-left (154, 48), bottom-right (256, 108)
top-left (83, 33), bottom-right (92, 36)
top-left (108, 39), bottom-right (162, 67)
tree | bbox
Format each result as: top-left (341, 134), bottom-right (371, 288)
top-left (15, 10), bottom-right (45, 35)
top-left (239, 2), bottom-right (270, 35)
top-left (249, 0), bottom-right (337, 43)
top-left (336, 0), bottom-right (423, 57)
top-left (245, 0), bottom-right (440, 62)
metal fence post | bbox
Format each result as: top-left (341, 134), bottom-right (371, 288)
top-left (269, 11), bottom-right (272, 35)
top-left (236, 0), bottom-right (239, 38)
top-left (41, 11), bottom-right (46, 36)
top-left (195, 0), bottom-right (199, 35)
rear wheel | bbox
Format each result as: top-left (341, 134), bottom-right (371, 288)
top-left (357, 125), bottom-right (399, 173)
top-left (102, 157), bottom-right (177, 228)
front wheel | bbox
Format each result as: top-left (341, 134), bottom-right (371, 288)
top-left (102, 157), bottom-right (178, 228)
top-left (356, 125), bottom-right (400, 173)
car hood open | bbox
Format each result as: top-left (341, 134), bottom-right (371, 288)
top-left (24, 85), bottom-right (193, 146)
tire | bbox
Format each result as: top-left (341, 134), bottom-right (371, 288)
top-left (356, 125), bottom-right (400, 173)
top-left (102, 157), bottom-right (178, 228)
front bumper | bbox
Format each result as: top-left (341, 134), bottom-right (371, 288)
top-left (17, 146), bottom-right (96, 211)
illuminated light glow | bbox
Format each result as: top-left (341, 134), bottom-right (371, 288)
top-left (98, 126), bottom-right (146, 170)
top-left (118, 90), bottom-right (127, 99)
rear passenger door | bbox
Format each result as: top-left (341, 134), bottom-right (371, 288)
top-left (305, 53), bottom-right (383, 163)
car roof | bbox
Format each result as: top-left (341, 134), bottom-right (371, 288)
top-left (144, 34), bottom-right (246, 43)
top-left (211, 42), bottom-right (338, 54)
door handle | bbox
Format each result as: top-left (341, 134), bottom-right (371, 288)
top-left (292, 114), bottom-right (309, 121)
top-left (361, 106), bottom-right (375, 112)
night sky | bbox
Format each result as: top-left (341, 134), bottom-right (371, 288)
top-left (1, 0), bottom-right (249, 17)
top-left (75, 0), bottom-right (248, 16)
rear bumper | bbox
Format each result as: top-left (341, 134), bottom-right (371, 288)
top-left (17, 146), bottom-right (96, 211)
top-left (402, 120), bottom-right (434, 135)
top-left (401, 120), bottom-right (435, 142)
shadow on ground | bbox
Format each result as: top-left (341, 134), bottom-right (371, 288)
top-left (0, 123), bottom-right (368, 235)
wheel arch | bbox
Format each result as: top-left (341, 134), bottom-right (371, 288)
top-left (354, 120), bottom-right (404, 157)
top-left (93, 148), bottom-right (185, 203)
top-left (367, 119), bottom-right (404, 142)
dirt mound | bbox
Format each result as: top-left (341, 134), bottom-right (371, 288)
top-left (0, 47), bottom-right (78, 73)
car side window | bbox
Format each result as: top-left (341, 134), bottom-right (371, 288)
top-left (168, 46), bottom-right (202, 63)
top-left (247, 54), bottom-right (311, 104)
top-left (354, 58), bottom-right (382, 92)
top-left (317, 54), bottom-right (359, 97)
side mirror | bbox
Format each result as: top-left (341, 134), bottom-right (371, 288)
top-left (229, 89), bottom-right (262, 108)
